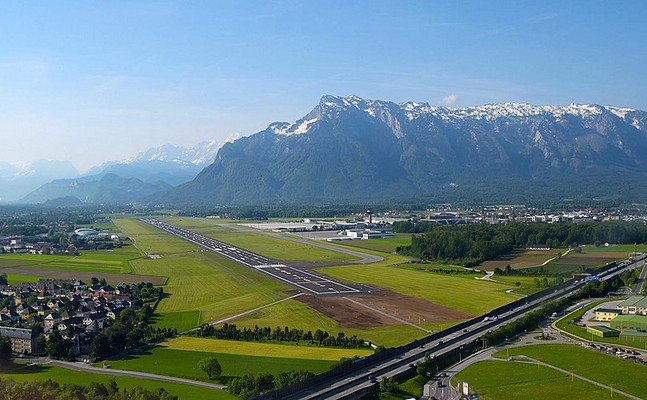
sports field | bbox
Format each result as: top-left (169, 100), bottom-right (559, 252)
top-left (454, 359), bottom-right (630, 400)
top-left (159, 217), bottom-right (359, 263)
top-left (0, 363), bottom-right (234, 400)
top-left (492, 344), bottom-right (647, 399)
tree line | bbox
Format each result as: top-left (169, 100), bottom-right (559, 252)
top-left (228, 370), bottom-right (315, 399)
top-left (396, 221), bottom-right (647, 265)
top-left (0, 377), bottom-right (177, 400)
top-left (196, 323), bottom-right (370, 349)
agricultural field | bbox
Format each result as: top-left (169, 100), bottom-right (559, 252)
top-left (0, 246), bottom-right (164, 284)
top-left (0, 363), bottom-right (234, 400)
top-left (159, 217), bottom-right (359, 263)
top-left (477, 249), bottom-right (562, 271)
top-left (453, 359), bottom-right (630, 400)
top-left (101, 339), bottom-right (352, 383)
top-left (164, 336), bottom-right (373, 360)
top-left (491, 344), bottom-right (647, 399)
top-left (540, 248), bottom-right (629, 273)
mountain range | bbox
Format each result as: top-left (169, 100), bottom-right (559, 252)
top-left (163, 95), bottom-right (647, 205)
top-left (15, 138), bottom-right (237, 204)
top-left (0, 160), bottom-right (80, 203)
top-left (13, 95), bottom-right (647, 205)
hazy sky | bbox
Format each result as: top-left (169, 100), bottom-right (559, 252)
top-left (1, 1), bottom-right (645, 172)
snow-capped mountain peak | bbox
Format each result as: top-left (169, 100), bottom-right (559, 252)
top-left (123, 135), bottom-right (241, 166)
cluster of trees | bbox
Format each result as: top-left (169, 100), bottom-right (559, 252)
top-left (416, 267), bottom-right (481, 275)
top-left (0, 377), bottom-right (177, 400)
top-left (379, 376), bottom-right (399, 393)
top-left (228, 370), bottom-right (314, 399)
top-left (396, 221), bottom-right (647, 265)
top-left (196, 323), bottom-right (370, 349)
top-left (620, 269), bottom-right (639, 287)
top-left (493, 264), bottom-right (572, 278)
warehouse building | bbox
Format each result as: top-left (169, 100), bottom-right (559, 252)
top-left (618, 296), bottom-right (647, 315)
top-left (594, 308), bottom-right (621, 321)
top-left (610, 315), bottom-right (647, 331)
top-left (587, 325), bottom-right (620, 338)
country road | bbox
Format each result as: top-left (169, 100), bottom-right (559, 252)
top-left (29, 357), bottom-right (227, 391)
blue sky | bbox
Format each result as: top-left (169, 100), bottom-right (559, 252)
top-left (1, 1), bottom-right (645, 171)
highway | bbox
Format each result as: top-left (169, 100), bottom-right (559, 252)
top-left (277, 255), bottom-right (645, 400)
top-left (141, 219), bottom-right (364, 295)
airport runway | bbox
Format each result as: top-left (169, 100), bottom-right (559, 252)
top-left (141, 219), bottom-right (362, 296)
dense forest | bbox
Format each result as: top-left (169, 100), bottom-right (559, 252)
top-left (396, 221), bottom-right (647, 266)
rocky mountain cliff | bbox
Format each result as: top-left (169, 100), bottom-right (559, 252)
top-left (163, 95), bottom-right (647, 205)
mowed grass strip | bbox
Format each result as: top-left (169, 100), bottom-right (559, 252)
top-left (103, 346), bottom-right (336, 383)
top-left (115, 219), bottom-right (292, 331)
top-left (0, 363), bottom-right (234, 400)
top-left (498, 344), bottom-right (647, 398)
top-left (335, 237), bottom-right (412, 254)
top-left (161, 217), bottom-right (359, 263)
top-left (163, 336), bottom-right (373, 361)
top-left (454, 360), bottom-right (631, 400)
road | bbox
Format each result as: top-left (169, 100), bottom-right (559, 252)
top-left (277, 255), bottom-right (644, 400)
top-left (27, 357), bottom-right (227, 391)
top-left (141, 219), bottom-right (367, 295)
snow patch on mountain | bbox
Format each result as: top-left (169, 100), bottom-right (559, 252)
top-left (123, 135), bottom-right (241, 166)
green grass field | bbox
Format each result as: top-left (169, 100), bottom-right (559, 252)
top-left (318, 260), bottom-right (515, 316)
top-left (5, 274), bottom-right (41, 285)
top-left (115, 219), bottom-right (291, 331)
top-left (335, 237), bottom-right (412, 254)
top-left (582, 244), bottom-right (647, 253)
top-left (454, 359), bottom-right (630, 400)
top-left (160, 217), bottom-right (360, 263)
top-left (491, 344), bottom-right (647, 399)
top-left (0, 246), bottom-right (141, 274)
top-left (102, 344), bottom-right (337, 383)
top-left (164, 336), bottom-right (372, 360)
top-left (0, 363), bottom-right (234, 400)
